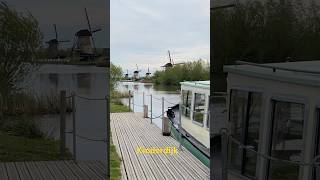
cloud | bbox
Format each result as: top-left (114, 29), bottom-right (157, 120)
top-left (111, 0), bottom-right (210, 73)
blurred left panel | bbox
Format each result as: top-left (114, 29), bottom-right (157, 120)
top-left (0, 0), bottom-right (110, 179)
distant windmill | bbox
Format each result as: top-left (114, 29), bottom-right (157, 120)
top-left (133, 64), bottom-right (141, 81)
top-left (45, 24), bottom-right (70, 59)
top-left (72, 8), bottom-right (102, 60)
top-left (124, 69), bottom-right (130, 79)
top-left (161, 50), bottom-right (184, 69)
top-left (145, 68), bottom-right (151, 78)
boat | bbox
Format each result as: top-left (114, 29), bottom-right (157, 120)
top-left (167, 81), bottom-right (225, 167)
top-left (222, 60), bottom-right (320, 180)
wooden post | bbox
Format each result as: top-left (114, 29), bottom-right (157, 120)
top-left (128, 90), bottom-right (131, 110)
top-left (150, 94), bottom-right (153, 124)
top-left (60, 90), bottom-right (66, 156)
top-left (143, 105), bottom-right (148, 118)
top-left (72, 92), bottom-right (77, 161)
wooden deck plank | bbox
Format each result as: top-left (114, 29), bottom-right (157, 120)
top-left (53, 161), bottom-right (78, 180)
top-left (111, 113), bottom-right (210, 180)
top-left (116, 113), bottom-right (180, 180)
top-left (31, 161), bottom-right (54, 180)
top-left (112, 117), bottom-right (138, 180)
top-left (6, 162), bottom-right (20, 180)
top-left (133, 114), bottom-right (210, 179)
top-left (15, 162), bottom-right (32, 180)
top-left (0, 161), bottom-right (106, 180)
top-left (0, 163), bottom-right (9, 180)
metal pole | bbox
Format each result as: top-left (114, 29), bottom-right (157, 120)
top-left (132, 93), bottom-right (135, 112)
top-left (143, 92), bottom-right (145, 106)
top-left (106, 96), bottom-right (110, 179)
top-left (60, 90), bottom-right (66, 156)
top-left (179, 103), bottom-right (183, 150)
top-left (128, 90), bottom-right (131, 110)
top-left (162, 97), bottom-right (164, 117)
top-left (71, 92), bottom-right (77, 161)
top-left (150, 94), bottom-right (153, 124)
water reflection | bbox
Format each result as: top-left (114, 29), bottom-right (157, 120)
top-left (117, 81), bottom-right (180, 129)
top-left (27, 64), bottom-right (108, 162)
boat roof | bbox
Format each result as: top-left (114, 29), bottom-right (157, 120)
top-left (224, 60), bottom-right (320, 87)
top-left (180, 81), bottom-right (210, 89)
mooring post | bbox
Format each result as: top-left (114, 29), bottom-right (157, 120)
top-left (71, 92), bottom-right (77, 161)
top-left (60, 90), bottom-right (66, 156)
top-left (132, 94), bottom-right (135, 112)
top-left (128, 90), bottom-right (131, 110)
top-left (150, 94), bottom-right (153, 124)
top-left (179, 103), bottom-right (183, 150)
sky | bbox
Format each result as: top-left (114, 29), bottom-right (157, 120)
top-left (6, 0), bottom-right (109, 48)
top-left (111, 0), bottom-right (210, 75)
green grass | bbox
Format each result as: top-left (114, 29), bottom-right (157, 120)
top-left (111, 103), bottom-right (131, 113)
top-left (0, 132), bottom-right (71, 162)
top-left (110, 141), bottom-right (121, 180)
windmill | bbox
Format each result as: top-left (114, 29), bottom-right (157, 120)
top-left (161, 50), bottom-right (185, 69)
top-left (72, 8), bottom-right (102, 60)
top-left (45, 24), bottom-right (70, 59)
top-left (124, 69), bottom-right (130, 79)
top-left (133, 64), bottom-right (141, 81)
top-left (145, 68), bottom-right (151, 78)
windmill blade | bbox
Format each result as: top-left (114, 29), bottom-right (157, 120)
top-left (85, 8), bottom-right (92, 33)
top-left (168, 50), bottom-right (174, 64)
top-left (54, 24), bottom-right (58, 40)
top-left (84, 8), bottom-right (97, 54)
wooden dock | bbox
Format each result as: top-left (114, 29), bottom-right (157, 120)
top-left (0, 160), bottom-right (106, 180)
top-left (111, 113), bottom-right (210, 180)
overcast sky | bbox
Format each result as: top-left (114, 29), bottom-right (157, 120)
top-left (111, 0), bottom-right (210, 75)
top-left (6, 0), bottom-right (109, 48)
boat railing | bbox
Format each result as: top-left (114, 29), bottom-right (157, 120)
top-left (236, 60), bottom-right (320, 75)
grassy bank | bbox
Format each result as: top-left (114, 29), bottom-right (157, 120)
top-left (111, 103), bottom-right (131, 113)
top-left (110, 141), bottom-right (121, 180)
top-left (0, 132), bottom-right (70, 162)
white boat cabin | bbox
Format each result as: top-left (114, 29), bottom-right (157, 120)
top-left (224, 61), bottom-right (320, 180)
top-left (180, 81), bottom-right (210, 148)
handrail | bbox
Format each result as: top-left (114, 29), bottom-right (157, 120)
top-left (236, 60), bottom-right (320, 75)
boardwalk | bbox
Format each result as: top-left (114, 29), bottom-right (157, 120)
top-left (111, 113), bottom-right (210, 180)
top-left (0, 160), bottom-right (106, 180)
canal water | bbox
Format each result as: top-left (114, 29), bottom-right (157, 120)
top-left (24, 64), bottom-right (108, 163)
top-left (116, 82), bottom-right (180, 129)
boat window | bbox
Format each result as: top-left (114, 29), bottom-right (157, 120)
top-left (182, 90), bottom-right (192, 118)
top-left (229, 89), bottom-right (262, 178)
top-left (193, 93), bottom-right (206, 125)
top-left (314, 109), bottom-right (320, 180)
top-left (268, 101), bottom-right (304, 180)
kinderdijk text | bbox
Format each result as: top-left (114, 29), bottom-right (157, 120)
top-left (136, 147), bottom-right (178, 155)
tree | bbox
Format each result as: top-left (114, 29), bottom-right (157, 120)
top-left (0, 2), bottom-right (42, 100)
top-left (110, 63), bottom-right (123, 91)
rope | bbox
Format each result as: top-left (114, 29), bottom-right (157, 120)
top-left (65, 131), bottom-right (107, 143)
top-left (150, 114), bottom-right (163, 119)
top-left (74, 94), bottom-right (107, 101)
top-left (76, 134), bottom-right (107, 143)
